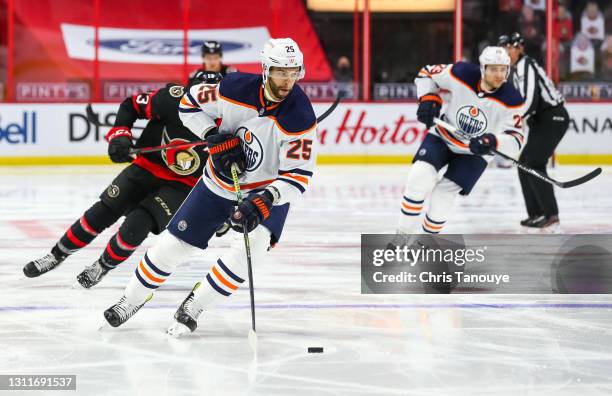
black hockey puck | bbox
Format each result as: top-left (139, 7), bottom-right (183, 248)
top-left (308, 347), bottom-right (324, 353)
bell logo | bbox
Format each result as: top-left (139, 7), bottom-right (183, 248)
top-left (0, 112), bottom-right (37, 144)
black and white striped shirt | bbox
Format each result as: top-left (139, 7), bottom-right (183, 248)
top-left (511, 55), bottom-right (564, 118)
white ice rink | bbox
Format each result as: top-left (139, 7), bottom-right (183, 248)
top-left (1, 164), bottom-right (612, 395)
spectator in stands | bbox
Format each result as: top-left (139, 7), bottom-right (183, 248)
top-left (600, 36), bottom-right (612, 80)
top-left (333, 56), bottom-right (353, 82)
top-left (498, 0), bottom-right (523, 33)
top-left (570, 32), bottom-right (596, 80)
top-left (556, 3), bottom-right (574, 80)
top-left (557, 3), bottom-right (574, 44)
top-left (524, 0), bottom-right (545, 12)
top-left (605, 3), bottom-right (612, 34)
top-left (580, 1), bottom-right (605, 49)
top-left (520, 4), bottom-right (545, 64)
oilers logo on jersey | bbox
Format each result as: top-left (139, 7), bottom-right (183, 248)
top-left (455, 105), bottom-right (488, 138)
top-left (236, 126), bottom-right (264, 171)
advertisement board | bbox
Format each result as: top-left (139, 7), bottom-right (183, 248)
top-left (1, 103), bottom-right (610, 164)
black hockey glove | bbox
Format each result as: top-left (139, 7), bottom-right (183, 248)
top-left (416, 94), bottom-right (442, 129)
top-left (469, 133), bottom-right (497, 155)
top-left (230, 190), bottom-right (274, 233)
top-left (206, 133), bottom-right (246, 178)
top-left (106, 127), bottom-right (134, 163)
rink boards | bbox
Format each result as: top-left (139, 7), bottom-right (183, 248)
top-left (0, 102), bottom-right (610, 165)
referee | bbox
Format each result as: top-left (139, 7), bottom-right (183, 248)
top-left (498, 32), bottom-right (569, 230)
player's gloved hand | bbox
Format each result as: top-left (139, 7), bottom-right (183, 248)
top-left (206, 133), bottom-right (246, 177)
top-left (230, 190), bottom-right (274, 233)
top-left (105, 127), bottom-right (134, 163)
top-left (469, 133), bottom-right (497, 155)
top-left (416, 94), bottom-right (442, 129)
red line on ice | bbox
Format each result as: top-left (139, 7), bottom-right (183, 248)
top-left (8, 220), bottom-right (58, 239)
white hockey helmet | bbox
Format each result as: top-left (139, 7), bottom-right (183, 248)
top-left (261, 38), bottom-right (305, 83)
top-left (479, 46), bottom-right (511, 79)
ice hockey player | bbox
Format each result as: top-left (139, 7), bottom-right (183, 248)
top-left (102, 38), bottom-right (317, 334)
top-left (188, 41), bottom-right (237, 85)
top-left (394, 46), bottom-right (525, 236)
top-left (23, 71), bottom-right (223, 288)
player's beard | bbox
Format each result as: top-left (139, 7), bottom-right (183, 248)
top-left (267, 78), bottom-right (293, 101)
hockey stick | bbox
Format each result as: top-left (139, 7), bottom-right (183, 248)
top-left (316, 90), bottom-right (344, 124)
top-left (88, 89), bottom-right (340, 132)
top-left (433, 117), bottom-right (602, 189)
top-left (230, 163), bottom-right (258, 352)
top-left (85, 104), bottom-right (145, 130)
top-left (129, 140), bottom-right (207, 155)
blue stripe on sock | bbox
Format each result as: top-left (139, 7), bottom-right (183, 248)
top-left (403, 196), bottom-right (424, 205)
top-left (217, 259), bottom-right (244, 283)
top-left (206, 273), bottom-right (231, 296)
top-left (422, 226), bottom-right (440, 234)
top-left (144, 253), bottom-right (171, 277)
top-left (401, 209), bottom-right (420, 216)
top-left (135, 269), bottom-right (158, 289)
top-left (425, 214), bottom-right (446, 225)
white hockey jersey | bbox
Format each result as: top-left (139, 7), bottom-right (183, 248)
top-left (415, 62), bottom-right (525, 157)
top-left (179, 72), bottom-right (317, 205)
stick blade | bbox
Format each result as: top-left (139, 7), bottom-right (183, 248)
top-left (85, 104), bottom-right (100, 126)
top-left (559, 167), bottom-right (602, 188)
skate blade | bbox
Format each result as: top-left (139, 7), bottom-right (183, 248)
top-left (526, 223), bottom-right (561, 235)
top-left (166, 321), bottom-right (191, 338)
top-left (71, 281), bottom-right (84, 289)
top-left (98, 320), bottom-right (110, 331)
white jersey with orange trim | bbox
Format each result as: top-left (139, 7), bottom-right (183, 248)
top-left (415, 62), bottom-right (525, 157)
top-left (178, 72), bottom-right (317, 205)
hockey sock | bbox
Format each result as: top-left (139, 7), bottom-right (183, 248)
top-left (421, 177), bottom-right (461, 234)
top-left (55, 201), bottom-right (120, 256)
top-left (124, 230), bottom-right (199, 305)
top-left (99, 208), bottom-right (154, 269)
top-left (397, 161), bottom-right (438, 233)
top-left (191, 227), bottom-right (270, 311)
top-left (398, 195), bottom-right (425, 231)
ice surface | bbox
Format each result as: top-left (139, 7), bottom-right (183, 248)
top-left (1, 164), bottom-right (611, 395)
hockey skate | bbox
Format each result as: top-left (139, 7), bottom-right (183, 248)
top-left (103, 294), bottom-right (152, 328)
top-left (23, 247), bottom-right (68, 278)
top-left (525, 215), bottom-right (560, 234)
top-left (167, 282), bottom-right (203, 337)
top-left (76, 260), bottom-right (111, 288)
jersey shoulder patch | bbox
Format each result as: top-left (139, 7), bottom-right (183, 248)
top-left (274, 85), bottom-right (316, 134)
top-left (218, 72), bottom-right (261, 108)
top-left (450, 62), bottom-right (481, 90)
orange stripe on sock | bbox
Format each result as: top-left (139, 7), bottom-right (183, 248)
top-left (423, 220), bottom-right (444, 231)
top-left (139, 261), bottom-right (165, 284)
top-left (212, 266), bottom-right (238, 290)
top-left (402, 202), bottom-right (423, 212)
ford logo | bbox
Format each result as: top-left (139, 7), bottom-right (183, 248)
top-left (89, 39), bottom-right (250, 55)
